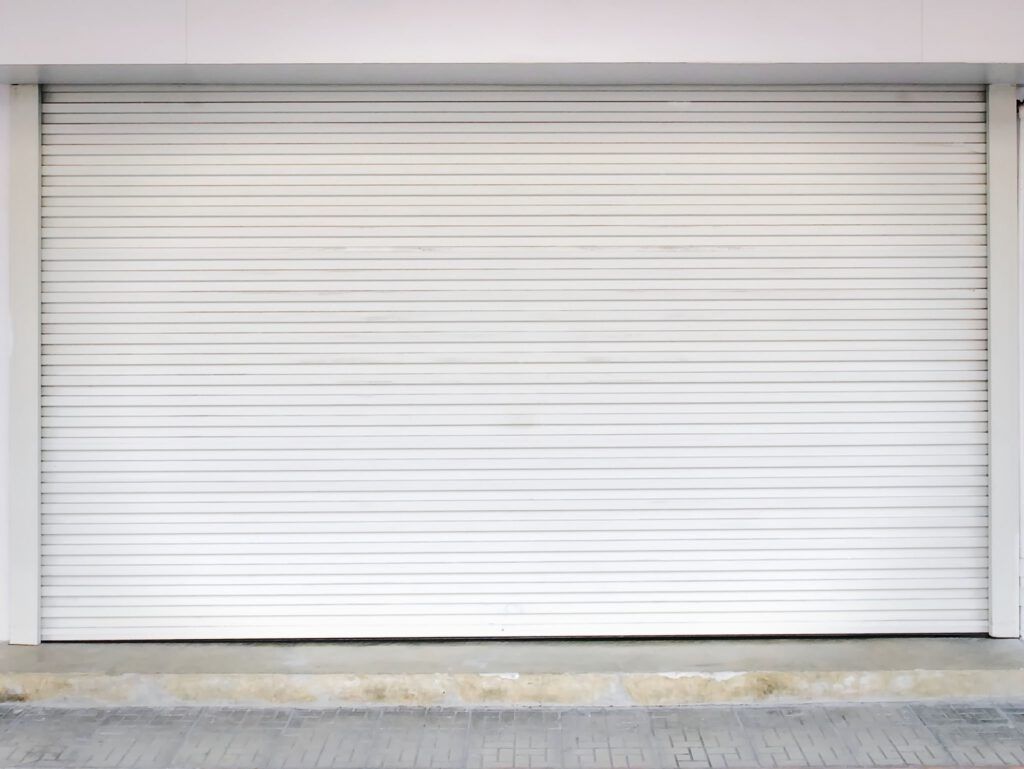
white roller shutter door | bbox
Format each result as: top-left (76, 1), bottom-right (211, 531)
top-left (39, 85), bottom-right (989, 640)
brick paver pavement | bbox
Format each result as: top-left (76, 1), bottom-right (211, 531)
top-left (1, 701), bottom-right (1024, 768)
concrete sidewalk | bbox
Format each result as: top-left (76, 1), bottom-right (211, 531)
top-left (2, 638), bottom-right (1024, 707)
top-left (2, 700), bottom-right (1024, 768)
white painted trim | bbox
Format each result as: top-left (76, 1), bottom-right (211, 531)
top-left (1018, 99), bottom-right (1024, 639)
top-left (987, 84), bottom-right (1021, 638)
top-left (5, 62), bottom-right (1024, 87)
top-left (8, 84), bottom-right (40, 645)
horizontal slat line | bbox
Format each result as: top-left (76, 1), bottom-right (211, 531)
top-left (41, 427), bottom-right (994, 440)
top-left (38, 526), bottom-right (989, 536)
top-left (39, 527), bottom-right (989, 540)
top-left (38, 201), bottom-right (993, 213)
top-left (41, 217), bottom-right (989, 229)
top-left (40, 458), bottom-right (990, 469)
top-left (39, 550), bottom-right (990, 561)
top-left (39, 563), bottom-right (988, 574)
top-left (40, 560), bottom-right (989, 570)
top-left (44, 281), bottom-right (990, 291)
top-left (40, 585), bottom-right (989, 596)
top-left (39, 381), bottom-right (990, 391)
top-left (42, 172), bottom-right (990, 184)
top-left (37, 244), bottom-right (992, 252)
top-left (40, 121), bottom-right (987, 132)
top-left (39, 538), bottom-right (987, 548)
top-left (37, 338), bottom-right (990, 348)
top-left (39, 234), bottom-right (989, 244)
top-left (36, 627), bottom-right (990, 640)
top-left (34, 331), bottom-right (991, 342)
top-left (41, 411), bottom-right (990, 422)
top-left (38, 111), bottom-right (989, 122)
top-left (39, 382), bottom-right (991, 393)
top-left (40, 100), bottom-right (989, 111)
top-left (38, 493), bottom-right (990, 504)
top-left (39, 294), bottom-right (992, 303)
top-left (39, 108), bottom-right (990, 119)
top-left (39, 588), bottom-right (990, 599)
top-left (40, 472), bottom-right (989, 482)
top-left (39, 589), bottom-right (989, 599)
top-left (41, 567), bottom-right (988, 577)
top-left (40, 290), bottom-right (990, 301)
top-left (40, 400), bottom-right (989, 411)
top-left (39, 414), bottom-right (990, 426)
top-left (39, 302), bottom-right (991, 309)
top-left (41, 92), bottom-right (984, 102)
top-left (39, 446), bottom-right (989, 457)
top-left (42, 84), bottom-right (984, 91)
top-left (38, 259), bottom-right (993, 270)
top-left (41, 146), bottom-right (990, 158)
top-left (40, 602), bottom-right (986, 615)
top-left (37, 339), bottom-right (991, 349)
top-left (42, 96), bottom-right (987, 106)
top-left (39, 437), bottom-right (993, 450)
top-left (40, 387), bottom-right (990, 397)
top-left (42, 187), bottom-right (990, 198)
top-left (39, 476), bottom-right (990, 488)
top-left (38, 249), bottom-right (993, 259)
top-left (38, 509), bottom-right (990, 520)
top-left (37, 626), bottom-right (989, 640)
top-left (42, 135), bottom-right (990, 147)
top-left (39, 510), bottom-right (988, 521)
top-left (42, 240), bottom-right (990, 249)
top-left (43, 518), bottom-right (988, 532)
top-left (39, 362), bottom-right (990, 372)
top-left (40, 151), bottom-right (989, 163)
top-left (41, 316), bottom-right (989, 326)
top-left (36, 312), bottom-right (991, 321)
top-left (40, 507), bottom-right (989, 517)
top-left (41, 569), bottom-right (991, 581)
top-left (38, 499), bottom-right (991, 508)
top-left (41, 570), bottom-right (987, 580)
top-left (37, 334), bottom-right (991, 345)
top-left (40, 268), bottom-right (989, 280)
top-left (37, 587), bottom-right (988, 599)
top-left (42, 167), bottom-right (987, 179)
top-left (38, 359), bottom-right (991, 369)
top-left (41, 563), bottom-right (989, 574)
top-left (40, 534), bottom-right (988, 544)
top-left (40, 209), bottom-right (992, 221)
top-left (36, 616), bottom-right (990, 629)
top-left (41, 470), bottom-right (989, 479)
top-left (35, 602), bottom-right (989, 615)
top-left (40, 425), bottom-right (991, 435)
top-left (42, 170), bottom-right (988, 183)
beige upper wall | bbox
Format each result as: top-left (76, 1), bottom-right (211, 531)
top-left (1, 0), bottom-right (1024, 67)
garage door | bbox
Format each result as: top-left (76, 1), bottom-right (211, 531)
top-left (39, 85), bottom-right (989, 640)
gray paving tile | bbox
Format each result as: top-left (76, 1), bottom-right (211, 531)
top-left (468, 709), bottom-right (563, 769)
top-left (1, 701), bottom-right (1024, 769)
top-left (931, 723), bottom-right (1024, 767)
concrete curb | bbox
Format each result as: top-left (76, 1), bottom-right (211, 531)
top-left (4, 669), bottom-right (1024, 707)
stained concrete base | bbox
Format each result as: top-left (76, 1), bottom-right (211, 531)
top-left (1, 638), bottom-right (1023, 707)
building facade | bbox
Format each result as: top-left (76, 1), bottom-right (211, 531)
top-left (2, 0), bottom-right (1024, 643)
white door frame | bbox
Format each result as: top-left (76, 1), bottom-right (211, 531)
top-left (7, 84), bottom-right (1022, 643)
top-left (987, 84), bottom-right (1021, 638)
top-left (8, 84), bottom-right (41, 645)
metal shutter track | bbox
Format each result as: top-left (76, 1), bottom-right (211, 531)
top-left (40, 85), bottom-right (988, 640)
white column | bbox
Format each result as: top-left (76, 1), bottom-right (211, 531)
top-left (8, 84), bottom-right (40, 645)
top-left (987, 84), bottom-right (1021, 638)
